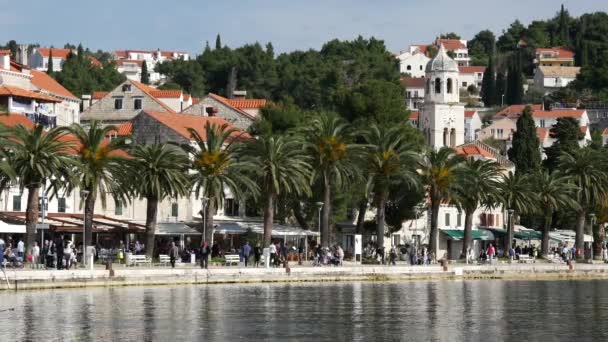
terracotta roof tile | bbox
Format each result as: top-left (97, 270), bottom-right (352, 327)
top-left (89, 56), bottom-right (102, 67)
top-left (0, 85), bottom-right (62, 103)
top-left (109, 122), bottom-right (133, 136)
top-left (537, 66), bottom-right (580, 78)
top-left (0, 113), bottom-right (34, 128)
top-left (533, 109), bottom-right (585, 119)
top-left (437, 39), bottom-right (466, 51)
top-left (227, 98), bottom-right (267, 109)
top-left (0, 50), bottom-right (11, 56)
top-left (459, 66), bottom-right (485, 74)
top-left (409, 111), bottom-right (419, 120)
top-left (465, 110), bottom-right (477, 118)
top-left (30, 70), bottom-right (78, 100)
top-left (536, 47), bottom-right (574, 59)
top-left (92, 91), bottom-right (108, 100)
top-left (400, 77), bottom-right (425, 88)
top-left (150, 90), bottom-right (182, 98)
top-left (494, 104), bottom-right (542, 119)
top-left (192, 98), bottom-right (201, 105)
top-left (208, 93), bottom-right (256, 120)
top-left (36, 48), bottom-right (72, 59)
top-left (143, 110), bottom-right (251, 141)
top-left (129, 80), bottom-right (176, 113)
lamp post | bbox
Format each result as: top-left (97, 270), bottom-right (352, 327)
top-left (200, 197), bottom-right (209, 243)
top-left (315, 202), bottom-right (324, 246)
top-left (589, 213), bottom-right (596, 260)
top-left (501, 94), bottom-right (505, 107)
top-left (507, 208), bottom-right (515, 252)
top-left (81, 189), bottom-right (90, 268)
top-left (40, 194), bottom-right (48, 246)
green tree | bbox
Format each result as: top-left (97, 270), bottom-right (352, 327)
top-left (507, 106), bottom-right (541, 174)
top-left (181, 122), bottom-right (259, 242)
top-left (481, 54), bottom-right (496, 106)
top-left (555, 4), bottom-right (572, 46)
top-left (439, 33), bottom-right (461, 40)
top-left (559, 148), bottom-right (608, 255)
top-left (47, 49), bottom-right (54, 75)
top-left (336, 79), bottom-right (409, 125)
top-left (495, 71), bottom-right (507, 105)
top-left (497, 20), bottom-right (526, 52)
top-left (303, 113), bottom-right (360, 246)
top-left (531, 170), bottom-right (579, 257)
top-left (128, 144), bottom-right (191, 258)
top-left (543, 117), bottom-right (583, 172)
top-left (455, 159), bottom-right (502, 258)
top-left (68, 121), bottom-right (129, 248)
top-left (155, 59), bottom-right (206, 96)
top-left (418, 147), bottom-right (464, 260)
top-left (215, 34), bottom-right (222, 49)
top-left (0, 125), bottom-right (74, 252)
top-left (497, 171), bottom-right (537, 253)
top-left (469, 30), bottom-right (496, 66)
top-left (506, 54), bottom-right (524, 105)
top-left (241, 135), bottom-right (312, 246)
top-left (362, 125), bottom-right (420, 248)
top-left (141, 61), bottom-right (149, 85)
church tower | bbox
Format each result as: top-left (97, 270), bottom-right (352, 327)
top-left (419, 44), bottom-right (465, 150)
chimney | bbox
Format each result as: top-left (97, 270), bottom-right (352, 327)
top-left (233, 90), bottom-right (247, 99)
top-left (0, 50), bottom-right (10, 70)
top-left (17, 44), bottom-right (29, 65)
top-left (81, 94), bottom-right (92, 111)
top-left (206, 106), bottom-right (218, 117)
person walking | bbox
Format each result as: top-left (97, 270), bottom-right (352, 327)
top-left (269, 242), bottom-right (277, 267)
top-left (253, 243), bottom-right (262, 267)
top-left (55, 236), bottom-right (64, 270)
top-left (242, 241), bottom-right (252, 267)
top-left (32, 241), bottom-right (40, 269)
top-left (17, 239), bottom-right (25, 259)
top-left (200, 241), bottom-right (210, 269)
top-left (64, 240), bottom-right (73, 270)
top-left (169, 242), bottom-right (179, 269)
top-left (337, 245), bottom-right (345, 266)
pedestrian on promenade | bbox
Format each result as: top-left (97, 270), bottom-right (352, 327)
top-left (17, 239), bottom-right (24, 259)
top-left (242, 241), bottom-right (252, 267)
top-left (487, 243), bottom-right (495, 263)
top-left (117, 241), bottom-right (125, 264)
top-left (55, 236), bottom-right (64, 270)
top-left (64, 240), bottom-right (73, 270)
top-left (200, 241), bottom-right (210, 269)
top-left (269, 242), bottom-right (277, 267)
top-left (32, 242), bottom-right (40, 269)
top-left (0, 237), bottom-right (4, 267)
top-left (337, 245), bottom-right (345, 266)
top-left (389, 247), bottom-right (397, 266)
top-left (254, 243), bottom-right (262, 267)
top-left (169, 242), bottom-right (179, 268)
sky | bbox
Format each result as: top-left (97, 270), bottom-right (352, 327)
top-left (0, 0), bottom-right (606, 55)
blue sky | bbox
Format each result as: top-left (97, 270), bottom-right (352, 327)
top-left (0, 0), bottom-right (605, 55)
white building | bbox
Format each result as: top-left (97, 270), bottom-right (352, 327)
top-left (419, 44), bottom-right (465, 149)
top-left (401, 77), bottom-right (425, 110)
top-left (113, 49), bottom-right (189, 84)
top-left (397, 49), bottom-right (430, 78)
top-left (27, 47), bottom-right (102, 72)
top-left (533, 66), bottom-right (580, 94)
top-left (458, 66), bottom-right (485, 92)
top-left (464, 110), bottom-right (482, 142)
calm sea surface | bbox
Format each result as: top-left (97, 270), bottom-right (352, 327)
top-left (1, 280), bottom-right (608, 341)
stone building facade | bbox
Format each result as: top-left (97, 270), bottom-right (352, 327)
top-left (182, 94), bottom-right (255, 130)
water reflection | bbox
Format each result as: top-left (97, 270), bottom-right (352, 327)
top-left (2, 280), bottom-right (608, 341)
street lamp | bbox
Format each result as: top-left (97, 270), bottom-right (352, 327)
top-left (80, 189), bottom-right (90, 268)
top-left (200, 197), bottom-right (209, 243)
top-left (501, 94), bottom-right (505, 107)
top-left (589, 213), bottom-right (596, 259)
top-left (507, 208), bottom-right (515, 251)
top-left (315, 202), bottom-right (324, 245)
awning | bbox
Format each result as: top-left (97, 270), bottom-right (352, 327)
top-left (441, 229), bottom-right (494, 241)
top-left (215, 221), bottom-right (319, 237)
top-left (483, 228), bottom-right (507, 237)
top-left (0, 221), bottom-right (25, 234)
top-left (156, 223), bottom-right (201, 235)
top-left (551, 230), bottom-right (593, 243)
top-left (514, 230), bottom-right (542, 240)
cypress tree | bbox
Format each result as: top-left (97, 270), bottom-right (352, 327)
top-left (141, 61), bottom-right (150, 84)
top-left (215, 34), bottom-right (222, 49)
top-left (506, 53), bottom-right (524, 105)
top-left (557, 4), bottom-right (571, 46)
top-left (495, 71), bottom-right (506, 106)
top-left (480, 54), bottom-right (496, 107)
top-left (47, 49), bottom-right (54, 74)
top-left (508, 106), bottom-right (542, 174)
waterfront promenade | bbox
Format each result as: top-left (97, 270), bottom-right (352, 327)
top-left (3, 261), bottom-right (608, 291)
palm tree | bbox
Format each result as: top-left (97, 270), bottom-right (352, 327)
top-left (181, 122), bottom-right (258, 243)
top-left (128, 144), bottom-right (191, 258)
top-left (0, 124), bottom-right (74, 252)
top-left (454, 158), bottom-right (502, 259)
top-left (240, 135), bottom-right (312, 247)
top-left (302, 113), bottom-right (360, 247)
top-left (362, 125), bottom-right (420, 249)
top-left (531, 170), bottom-right (579, 257)
top-left (68, 121), bottom-right (128, 248)
top-left (559, 148), bottom-right (608, 256)
top-left (497, 171), bottom-right (538, 253)
top-left (417, 147), bottom-right (465, 260)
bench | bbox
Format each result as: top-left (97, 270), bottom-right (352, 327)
top-left (158, 254), bottom-right (184, 267)
top-left (129, 254), bottom-right (152, 267)
top-left (224, 254), bottom-right (240, 266)
top-left (518, 255), bottom-right (535, 263)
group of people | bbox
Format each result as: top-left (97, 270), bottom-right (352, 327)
top-left (313, 244), bottom-right (345, 266)
top-left (0, 237), bottom-right (25, 268)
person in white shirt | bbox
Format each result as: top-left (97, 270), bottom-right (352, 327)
top-left (17, 239), bottom-right (25, 258)
top-left (269, 242), bottom-right (277, 267)
top-left (32, 241), bottom-right (40, 268)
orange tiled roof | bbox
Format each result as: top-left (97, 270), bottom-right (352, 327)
top-left (0, 85), bottom-right (62, 103)
top-left (108, 122), bottom-right (133, 136)
top-left (536, 47), bottom-right (574, 59)
top-left (0, 49), bottom-right (11, 56)
top-left (92, 91), bottom-right (108, 100)
top-left (459, 66), bottom-right (485, 74)
top-left (537, 127), bottom-right (549, 142)
top-left (400, 76), bottom-right (425, 88)
top-left (437, 39), bottom-right (466, 51)
top-left (36, 48), bottom-right (72, 59)
top-left (150, 90), bottom-right (182, 98)
top-left (495, 104), bottom-right (543, 119)
top-left (602, 128), bottom-right (608, 136)
top-left (30, 70), bottom-right (78, 100)
top-left (464, 110), bottom-right (477, 118)
top-left (89, 56), bottom-right (102, 67)
top-left (192, 98), bottom-right (201, 105)
top-left (0, 113), bottom-right (34, 129)
top-left (130, 80), bottom-right (176, 113)
top-left (208, 93), bottom-right (256, 120)
top-left (227, 98), bottom-right (267, 109)
top-left (143, 110), bottom-right (251, 141)
top-left (533, 109), bottom-right (585, 119)
top-left (409, 111), bottom-right (419, 120)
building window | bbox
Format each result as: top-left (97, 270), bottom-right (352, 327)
top-left (445, 213), bottom-right (450, 226)
top-left (12, 195), bottom-right (21, 212)
top-left (115, 201), bottom-right (123, 216)
top-left (447, 78), bottom-right (453, 93)
top-left (414, 91), bottom-right (419, 98)
top-left (134, 98), bottom-right (142, 110)
top-left (224, 198), bottom-right (239, 217)
top-left (457, 213), bottom-right (462, 227)
top-left (435, 78), bottom-right (441, 94)
top-left (406, 91), bottom-right (411, 99)
top-left (419, 65), bottom-right (423, 70)
top-left (462, 81), bottom-right (467, 87)
top-left (171, 203), bottom-right (178, 217)
top-left (540, 119), bottom-right (545, 128)
top-left (58, 198), bottom-right (66, 213)
top-left (114, 98), bottom-right (123, 110)
top-left (407, 65), bottom-right (412, 70)
top-left (491, 129), bottom-right (495, 137)
top-left (392, 234), bottom-right (400, 246)
top-left (497, 129), bottom-right (504, 139)
top-left (122, 84), bottom-right (132, 92)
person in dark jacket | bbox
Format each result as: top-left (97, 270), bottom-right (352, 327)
top-left (242, 242), bottom-right (252, 267)
top-left (169, 242), bottom-right (179, 268)
top-left (200, 241), bottom-right (210, 269)
top-left (55, 235), bottom-right (64, 270)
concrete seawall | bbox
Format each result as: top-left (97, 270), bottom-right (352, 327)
top-left (2, 264), bottom-right (608, 291)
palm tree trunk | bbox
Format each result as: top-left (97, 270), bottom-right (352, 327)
top-left (145, 197), bottom-right (158, 259)
top-left (593, 223), bottom-right (604, 261)
top-left (504, 211), bottom-right (515, 254)
top-left (575, 209), bottom-right (586, 257)
top-left (321, 173), bottom-right (331, 247)
top-left (461, 209), bottom-right (474, 259)
top-left (292, 201), bottom-right (310, 230)
top-left (263, 194), bottom-right (274, 247)
top-left (376, 192), bottom-right (387, 249)
top-left (84, 188), bottom-right (96, 247)
top-left (205, 198), bottom-right (215, 243)
top-left (355, 199), bottom-right (367, 234)
top-left (25, 185), bottom-right (40, 253)
top-left (429, 200), bottom-right (440, 261)
top-left (540, 213), bottom-right (552, 258)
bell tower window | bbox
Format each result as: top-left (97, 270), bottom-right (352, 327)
top-left (447, 78), bottom-right (453, 94)
top-left (443, 128), bottom-right (448, 146)
top-left (450, 128), bottom-right (456, 147)
top-left (435, 78), bottom-right (441, 94)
